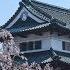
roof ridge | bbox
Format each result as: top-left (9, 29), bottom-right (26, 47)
top-left (30, 2), bottom-right (52, 19)
top-left (32, 0), bottom-right (70, 13)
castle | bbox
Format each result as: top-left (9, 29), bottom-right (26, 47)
top-left (2, 0), bottom-right (70, 69)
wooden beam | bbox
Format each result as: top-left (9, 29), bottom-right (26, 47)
top-left (17, 33), bottom-right (28, 38)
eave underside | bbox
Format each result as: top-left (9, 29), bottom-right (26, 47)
top-left (18, 49), bottom-right (70, 65)
top-left (7, 23), bottom-right (70, 37)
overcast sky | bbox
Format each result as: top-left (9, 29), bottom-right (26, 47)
top-left (0, 0), bottom-right (70, 26)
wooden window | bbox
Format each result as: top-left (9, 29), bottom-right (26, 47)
top-left (20, 42), bottom-right (27, 51)
top-left (62, 41), bottom-right (70, 51)
top-left (35, 41), bottom-right (41, 49)
top-left (62, 41), bottom-right (65, 50)
top-left (28, 42), bottom-right (33, 50)
top-left (19, 40), bottom-right (41, 51)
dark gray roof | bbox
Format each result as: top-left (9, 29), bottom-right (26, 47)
top-left (17, 49), bottom-right (70, 64)
top-left (2, 0), bottom-right (70, 28)
top-left (30, 0), bottom-right (70, 24)
top-left (2, 0), bottom-right (70, 35)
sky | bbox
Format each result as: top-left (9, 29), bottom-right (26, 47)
top-left (0, 0), bottom-right (70, 26)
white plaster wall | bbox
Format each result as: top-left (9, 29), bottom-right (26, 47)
top-left (14, 32), bottom-right (51, 53)
top-left (51, 37), bottom-right (62, 51)
top-left (14, 32), bottom-right (70, 53)
top-left (42, 38), bottom-right (51, 50)
top-left (51, 34), bottom-right (70, 52)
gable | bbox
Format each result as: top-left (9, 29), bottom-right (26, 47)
top-left (10, 16), bottom-right (46, 29)
top-left (2, 0), bottom-right (70, 30)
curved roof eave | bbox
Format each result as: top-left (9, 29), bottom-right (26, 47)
top-left (32, 0), bottom-right (70, 13)
top-left (2, 0), bottom-right (70, 29)
top-left (2, 3), bottom-right (23, 28)
top-left (2, 1), bottom-right (46, 29)
top-left (7, 22), bottom-right (70, 34)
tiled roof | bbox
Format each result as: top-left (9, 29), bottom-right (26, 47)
top-left (18, 50), bottom-right (70, 64)
top-left (8, 23), bottom-right (50, 33)
top-left (2, 0), bottom-right (70, 29)
top-left (7, 21), bottom-right (70, 34)
top-left (12, 48), bottom-right (70, 65)
top-left (6, 15), bottom-right (70, 33)
top-left (7, 16), bottom-right (50, 33)
top-left (24, 50), bottom-right (51, 64)
top-left (54, 50), bottom-right (70, 64)
top-left (31, 0), bottom-right (70, 13)
top-left (31, 0), bottom-right (70, 25)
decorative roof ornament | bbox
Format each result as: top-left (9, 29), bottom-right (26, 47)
top-left (21, 11), bottom-right (28, 21)
top-left (22, 0), bottom-right (31, 5)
